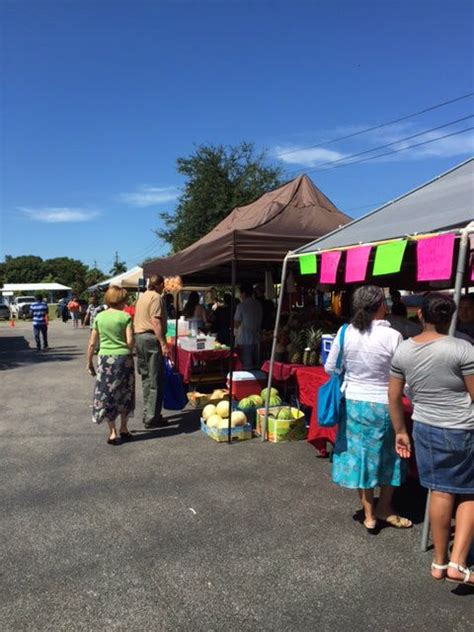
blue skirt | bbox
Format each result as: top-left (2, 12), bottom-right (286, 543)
top-left (413, 421), bottom-right (474, 494)
top-left (332, 399), bottom-right (405, 489)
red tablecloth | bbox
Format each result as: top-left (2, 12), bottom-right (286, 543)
top-left (260, 360), bottom-right (305, 382)
top-left (171, 344), bottom-right (239, 384)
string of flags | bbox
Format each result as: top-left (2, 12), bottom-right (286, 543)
top-left (298, 230), bottom-right (468, 284)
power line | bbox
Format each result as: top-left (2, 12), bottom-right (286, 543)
top-left (277, 92), bottom-right (474, 157)
top-left (304, 126), bottom-right (474, 174)
top-left (288, 114), bottom-right (474, 176)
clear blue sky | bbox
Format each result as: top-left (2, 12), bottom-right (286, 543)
top-left (2, 0), bottom-right (473, 273)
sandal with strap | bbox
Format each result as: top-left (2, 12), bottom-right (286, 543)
top-left (377, 514), bottom-right (413, 529)
top-left (431, 562), bottom-right (448, 581)
top-left (447, 562), bottom-right (474, 586)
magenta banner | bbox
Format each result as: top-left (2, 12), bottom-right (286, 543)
top-left (345, 246), bottom-right (372, 283)
top-left (417, 233), bottom-right (455, 281)
top-left (320, 251), bottom-right (342, 284)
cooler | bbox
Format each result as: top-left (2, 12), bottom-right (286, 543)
top-left (227, 370), bottom-right (267, 399)
top-left (320, 334), bottom-right (336, 366)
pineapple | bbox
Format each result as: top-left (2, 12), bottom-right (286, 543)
top-left (306, 327), bottom-right (323, 366)
top-left (289, 329), bottom-right (306, 364)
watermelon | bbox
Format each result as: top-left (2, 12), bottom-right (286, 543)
top-left (249, 394), bottom-right (264, 407)
top-left (238, 397), bottom-right (254, 411)
top-left (261, 387), bottom-right (279, 400)
top-left (269, 395), bottom-right (282, 407)
top-left (277, 407), bottom-right (292, 420)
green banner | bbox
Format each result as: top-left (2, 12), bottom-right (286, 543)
top-left (299, 253), bottom-right (317, 275)
top-left (373, 240), bottom-right (408, 276)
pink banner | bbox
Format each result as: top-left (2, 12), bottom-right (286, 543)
top-left (417, 233), bottom-right (455, 281)
top-left (320, 251), bottom-right (342, 284)
top-left (345, 246), bottom-right (372, 283)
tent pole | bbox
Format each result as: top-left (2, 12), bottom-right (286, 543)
top-left (174, 291), bottom-right (179, 368)
top-left (262, 253), bottom-right (290, 441)
top-left (449, 221), bottom-right (474, 336)
top-left (227, 260), bottom-right (237, 444)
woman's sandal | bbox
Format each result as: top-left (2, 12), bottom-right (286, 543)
top-left (431, 562), bottom-right (448, 581)
top-left (120, 432), bottom-right (133, 441)
top-left (107, 437), bottom-right (119, 445)
top-left (446, 562), bottom-right (474, 586)
top-left (377, 514), bottom-right (413, 529)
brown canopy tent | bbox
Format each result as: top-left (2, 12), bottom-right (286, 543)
top-left (143, 174), bottom-right (351, 283)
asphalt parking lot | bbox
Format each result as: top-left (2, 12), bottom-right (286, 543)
top-left (0, 320), bottom-right (472, 631)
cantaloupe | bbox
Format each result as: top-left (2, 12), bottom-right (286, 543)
top-left (231, 411), bottom-right (247, 426)
top-left (207, 414), bottom-right (221, 428)
top-left (202, 404), bottom-right (217, 421)
top-left (216, 400), bottom-right (230, 419)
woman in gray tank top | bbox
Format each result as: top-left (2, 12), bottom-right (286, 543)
top-left (389, 293), bottom-right (474, 586)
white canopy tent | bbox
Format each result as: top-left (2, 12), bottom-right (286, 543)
top-left (87, 266), bottom-right (143, 292)
top-left (1, 283), bottom-right (72, 304)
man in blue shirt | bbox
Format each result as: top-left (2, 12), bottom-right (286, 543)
top-left (30, 294), bottom-right (49, 350)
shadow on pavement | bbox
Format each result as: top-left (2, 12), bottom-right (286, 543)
top-left (128, 407), bottom-right (202, 442)
top-left (0, 337), bottom-right (82, 370)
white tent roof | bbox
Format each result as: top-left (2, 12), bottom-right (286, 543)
top-left (88, 266), bottom-right (143, 291)
top-left (2, 283), bottom-right (72, 292)
top-left (294, 158), bottom-right (474, 255)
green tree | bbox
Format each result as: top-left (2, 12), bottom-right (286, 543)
top-left (2, 255), bottom-right (45, 282)
top-left (109, 252), bottom-right (127, 276)
top-left (85, 266), bottom-right (107, 288)
top-left (157, 142), bottom-right (284, 252)
top-left (43, 257), bottom-right (89, 292)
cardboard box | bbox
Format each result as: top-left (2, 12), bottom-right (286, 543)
top-left (200, 419), bottom-right (253, 442)
top-left (255, 406), bottom-right (307, 442)
top-left (186, 389), bottom-right (230, 408)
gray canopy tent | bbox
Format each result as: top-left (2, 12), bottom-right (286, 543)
top-left (262, 158), bottom-right (474, 549)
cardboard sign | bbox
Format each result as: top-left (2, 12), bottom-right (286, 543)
top-left (299, 254), bottom-right (317, 275)
top-left (345, 246), bottom-right (372, 283)
top-left (417, 233), bottom-right (455, 281)
top-left (320, 251), bottom-right (341, 284)
top-left (373, 240), bottom-right (407, 276)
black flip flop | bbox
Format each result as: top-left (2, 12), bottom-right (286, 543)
top-left (120, 432), bottom-right (133, 441)
top-left (107, 438), bottom-right (119, 445)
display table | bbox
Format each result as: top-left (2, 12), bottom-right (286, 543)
top-left (172, 344), bottom-right (240, 384)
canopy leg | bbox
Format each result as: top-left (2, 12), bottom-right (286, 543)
top-left (227, 260), bottom-right (237, 444)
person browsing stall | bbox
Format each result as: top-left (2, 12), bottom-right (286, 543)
top-left (134, 275), bottom-right (169, 428)
top-left (234, 283), bottom-right (262, 370)
top-left (389, 293), bottom-right (474, 585)
top-left (325, 285), bottom-right (411, 532)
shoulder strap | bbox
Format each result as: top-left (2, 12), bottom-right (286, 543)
top-left (335, 324), bottom-right (348, 371)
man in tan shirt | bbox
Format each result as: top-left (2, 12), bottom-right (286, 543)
top-left (134, 274), bottom-right (170, 428)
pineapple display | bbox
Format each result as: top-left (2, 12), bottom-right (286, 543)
top-left (288, 329), bottom-right (307, 364)
top-left (305, 327), bottom-right (323, 366)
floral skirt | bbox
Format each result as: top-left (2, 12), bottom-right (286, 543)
top-left (92, 355), bottom-right (135, 424)
top-left (332, 399), bottom-right (405, 489)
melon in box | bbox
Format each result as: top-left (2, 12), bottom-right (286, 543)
top-left (255, 406), bottom-right (307, 442)
top-left (200, 418), bottom-right (253, 442)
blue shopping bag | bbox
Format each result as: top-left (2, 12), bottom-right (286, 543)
top-left (163, 358), bottom-right (187, 410)
top-left (317, 324), bottom-right (347, 428)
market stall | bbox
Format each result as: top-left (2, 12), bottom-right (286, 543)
top-left (144, 174), bottom-right (351, 441)
top-left (262, 158), bottom-right (473, 550)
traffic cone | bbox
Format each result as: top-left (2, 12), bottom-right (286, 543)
top-left (9, 318), bottom-right (15, 328)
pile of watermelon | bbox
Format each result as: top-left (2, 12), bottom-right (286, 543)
top-left (237, 387), bottom-right (282, 412)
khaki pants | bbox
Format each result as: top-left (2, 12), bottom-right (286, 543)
top-left (135, 333), bottom-right (164, 424)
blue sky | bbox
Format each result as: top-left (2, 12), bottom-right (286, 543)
top-left (2, 0), bottom-right (473, 273)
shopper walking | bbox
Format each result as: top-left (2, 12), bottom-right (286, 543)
top-left (325, 285), bottom-right (411, 532)
top-left (134, 275), bottom-right (169, 428)
top-left (389, 293), bottom-right (474, 584)
top-left (30, 294), bottom-right (49, 351)
top-left (87, 286), bottom-right (135, 445)
top-left (68, 296), bottom-right (81, 329)
top-left (234, 283), bottom-right (262, 370)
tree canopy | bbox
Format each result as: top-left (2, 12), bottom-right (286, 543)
top-left (0, 255), bottom-right (107, 296)
top-left (157, 142), bottom-right (284, 252)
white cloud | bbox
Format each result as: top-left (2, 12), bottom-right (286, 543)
top-left (19, 207), bottom-right (99, 223)
top-left (118, 186), bottom-right (179, 207)
top-left (273, 145), bottom-right (347, 166)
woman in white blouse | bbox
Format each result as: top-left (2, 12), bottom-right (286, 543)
top-left (325, 285), bottom-right (411, 532)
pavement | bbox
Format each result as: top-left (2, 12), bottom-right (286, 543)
top-left (0, 320), bottom-right (472, 631)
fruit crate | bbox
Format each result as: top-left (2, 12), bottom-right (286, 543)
top-left (255, 406), bottom-right (307, 443)
top-left (200, 419), bottom-right (253, 442)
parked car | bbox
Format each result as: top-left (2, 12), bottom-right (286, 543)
top-left (10, 296), bottom-right (36, 319)
top-left (0, 301), bottom-right (10, 320)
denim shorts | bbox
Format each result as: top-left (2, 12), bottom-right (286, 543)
top-left (413, 421), bottom-right (474, 494)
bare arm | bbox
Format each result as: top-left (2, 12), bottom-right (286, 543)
top-left (388, 375), bottom-right (411, 459)
top-left (126, 323), bottom-right (134, 352)
top-left (87, 330), bottom-right (98, 376)
top-left (464, 374), bottom-right (474, 400)
top-left (152, 316), bottom-right (170, 357)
